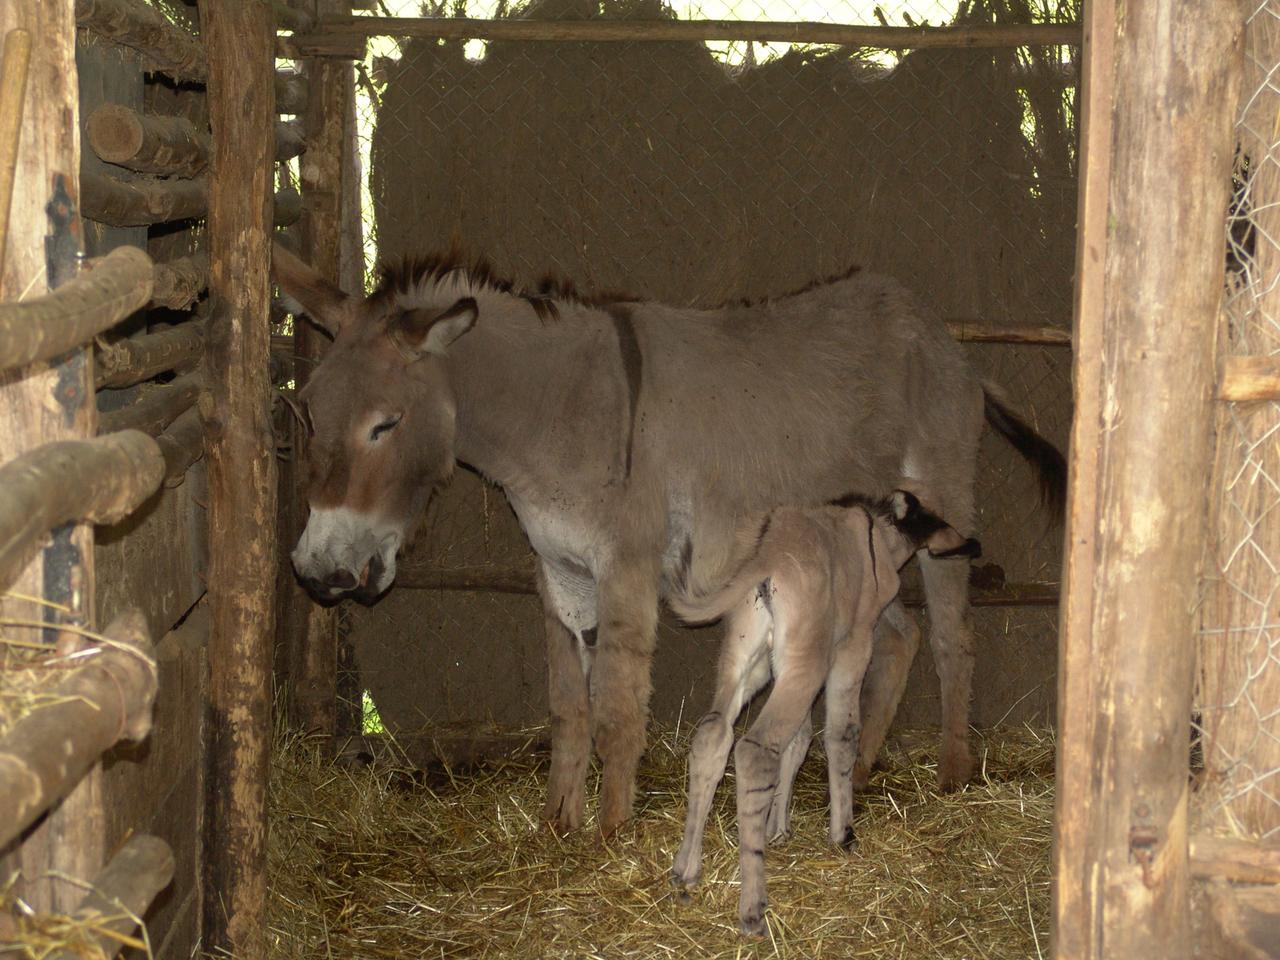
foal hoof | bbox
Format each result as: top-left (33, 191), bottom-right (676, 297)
top-left (836, 826), bottom-right (858, 853)
top-left (739, 909), bottom-right (768, 938)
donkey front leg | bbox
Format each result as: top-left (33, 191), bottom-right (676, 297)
top-left (538, 577), bottom-right (592, 831)
top-left (590, 566), bottom-right (660, 837)
top-left (734, 663), bottom-right (826, 936)
top-left (920, 553), bottom-right (975, 791)
top-left (852, 600), bottom-right (920, 790)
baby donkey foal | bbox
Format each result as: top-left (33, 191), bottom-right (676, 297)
top-left (668, 491), bottom-right (979, 935)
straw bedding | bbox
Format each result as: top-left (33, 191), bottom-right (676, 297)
top-left (267, 725), bottom-right (1053, 959)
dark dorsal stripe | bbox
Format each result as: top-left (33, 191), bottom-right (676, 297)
top-left (608, 304), bottom-right (642, 479)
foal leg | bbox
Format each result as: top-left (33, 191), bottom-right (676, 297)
top-left (852, 600), bottom-right (920, 790)
top-left (765, 712), bottom-right (812, 843)
top-left (920, 552), bottom-right (975, 791)
top-left (590, 565), bottom-right (660, 837)
top-left (672, 604), bottom-right (772, 890)
top-left (538, 570), bottom-right (592, 831)
top-left (734, 656), bottom-right (827, 936)
top-left (825, 631), bottom-right (875, 848)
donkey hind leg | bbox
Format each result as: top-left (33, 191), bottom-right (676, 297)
top-left (590, 567), bottom-right (660, 837)
top-left (852, 599), bottom-right (921, 790)
top-left (765, 712), bottom-right (812, 843)
top-left (920, 552), bottom-right (975, 791)
top-left (734, 660), bottom-right (827, 937)
top-left (825, 632), bottom-right (875, 849)
top-left (672, 605), bottom-right (773, 891)
top-left (541, 606), bottom-right (592, 831)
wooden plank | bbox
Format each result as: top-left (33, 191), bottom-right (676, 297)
top-left (0, 431), bottom-right (164, 590)
top-left (75, 0), bottom-right (206, 82)
top-left (1219, 354), bottom-right (1280, 401)
top-left (1052, 2), bottom-right (1243, 959)
top-left (285, 16), bottom-right (1082, 58)
top-left (196, 2), bottom-right (278, 957)
top-left (1191, 834), bottom-right (1280, 885)
top-left (0, 28), bottom-right (32, 280)
top-left (944, 319), bottom-right (1072, 346)
top-left (0, 610), bottom-right (157, 850)
top-left (0, 245), bottom-right (153, 371)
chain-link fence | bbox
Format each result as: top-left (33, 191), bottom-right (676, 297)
top-left (1196, 3), bottom-right (1280, 840)
top-left (342, 0), bottom-right (1080, 734)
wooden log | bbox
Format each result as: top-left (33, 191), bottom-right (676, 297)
top-left (86, 102), bottom-right (210, 177)
top-left (44, 834), bottom-right (175, 960)
top-left (1203, 884), bottom-right (1280, 960)
top-left (274, 186), bottom-right (302, 226)
top-left (275, 69), bottom-right (307, 115)
top-left (1190, 834), bottom-right (1280, 885)
top-left (94, 323), bottom-right (203, 389)
top-left (98, 371), bottom-right (201, 436)
top-left (1053, 2), bottom-right (1242, 959)
top-left (0, 609), bottom-right (158, 850)
top-left (155, 404), bottom-right (204, 485)
top-left (197, 1), bottom-right (278, 956)
top-left (81, 170), bottom-right (206, 226)
top-left (272, 0), bottom-right (314, 34)
top-left (1219, 355), bottom-right (1280, 401)
top-left (285, 15), bottom-right (1082, 58)
top-left (0, 431), bottom-right (164, 591)
top-left (0, 28), bottom-right (32, 281)
top-left (276, 119), bottom-right (305, 161)
top-left (285, 0), bottom-right (350, 743)
top-left (0, 245), bottom-right (153, 371)
top-left (150, 253), bottom-right (208, 310)
top-left (75, 0), bottom-right (206, 82)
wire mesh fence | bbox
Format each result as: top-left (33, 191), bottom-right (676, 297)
top-left (1195, 2), bottom-right (1280, 840)
top-left (341, 0), bottom-right (1079, 732)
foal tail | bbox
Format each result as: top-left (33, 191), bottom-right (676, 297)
top-left (668, 527), bottom-right (776, 627)
top-left (982, 383), bottom-right (1068, 518)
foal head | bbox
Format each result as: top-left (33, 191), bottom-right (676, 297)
top-left (274, 244), bottom-right (479, 604)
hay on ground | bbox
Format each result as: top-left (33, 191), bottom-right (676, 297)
top-left (267, 724), bottom-right (1053, 959)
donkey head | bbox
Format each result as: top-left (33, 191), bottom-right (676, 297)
top-left (274, 244), bottom-right (478, 604)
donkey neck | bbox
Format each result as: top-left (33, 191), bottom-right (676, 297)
top-left (445, 289), bottom-right (627, 508)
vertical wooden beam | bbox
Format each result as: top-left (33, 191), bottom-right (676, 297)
top-left (1053, 3), bottom-right (1242, 960)
top-left (288, 0), bottom-right (351, 740)
top-left (197, 1), bottom-right (277, 957)
top-left (0, 0), bottom-right (103, 914)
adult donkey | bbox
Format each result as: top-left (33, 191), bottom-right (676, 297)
top-left (274, 244), bottom-right (1065, 836)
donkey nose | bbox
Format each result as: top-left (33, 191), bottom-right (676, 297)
top-left (324, 569), bottom-right (359, 592)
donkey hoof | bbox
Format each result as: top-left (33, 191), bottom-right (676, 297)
top-left (836, 826), bottom-right (858, 853)
top-left (739, 908), bottom-right (768, 938)
top-left (673, 886), bottom-right (694, 906)
top-left (937, 751), bottom-right (974, 793)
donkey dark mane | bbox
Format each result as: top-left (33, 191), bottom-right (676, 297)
top-left (372, 248), bottom-right (640, 322)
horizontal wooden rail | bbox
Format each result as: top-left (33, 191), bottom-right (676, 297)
top-left (275, 70), bottom-right (308, 114)
top-left (86, 103), bottom-right (209, 178)
top-left (283, 16), bottom-right (1082, 58)
top-left (1191, 833), bottom-right (1280, 884)
top-left (76, 0), bottom-right (206, 82)
top-left (0, 609), bottom-right (157, 850)
top-left (394, 561), bottom-right (1062, 606)
top-left (151, 254), bottom-right (209, 311)
top-left (98, 371), bottom-right (201, 437)
top-left (0, 245), bottom-right (153, 371)
top-left (0, 431), bottom-right (164, 590)
top-left (945, 318), bottom-right (1072, 346)
top-left (45, 834), bottom-right (175, 960)
top-left (155, 405), bottom-right (205, 486)
top-left (83, 171), bottom-right (302, 228)
top-left (1219, 355), bottom-right (1280, 401)
top-left (95, 324), bottom-right (203, 390)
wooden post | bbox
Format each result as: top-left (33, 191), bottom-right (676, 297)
top-left (286, 0), bottom-right (351, 741)
top-left (1053, 3), bottom-right (1242, 960)
top-left (0, 0), bottom-right (103, 915)
top-left (196, 1), bottom-right (277, 957)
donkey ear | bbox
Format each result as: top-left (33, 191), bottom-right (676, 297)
top-left (272, 241), bottom-right (353, 337)
top-left (398, 298), bottom-right (478, 357)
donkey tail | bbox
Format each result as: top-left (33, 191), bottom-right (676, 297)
top-left (982, 383), bottom-right (1068, 518)
top-left (668, 524), bottom-right (775, 626)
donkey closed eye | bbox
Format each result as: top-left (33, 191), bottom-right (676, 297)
top-left (370, 414), bottom-right (403, 442)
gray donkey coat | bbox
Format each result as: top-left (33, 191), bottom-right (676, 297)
top-left (274, 244), bottom-right (1065, 836)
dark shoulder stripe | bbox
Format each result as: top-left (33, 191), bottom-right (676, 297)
top-left (608, 304), bottom-right (642, 479)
